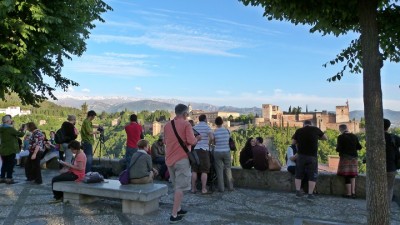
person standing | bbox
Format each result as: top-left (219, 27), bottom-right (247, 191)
top-left (336, 124), bottom-right (362, 198)
top-left (213, 116), bottom-right (234, 192)
top-left (60, 115), bottom-right (78, 164)
top-left (164, 104), bottom-right (201, 223)
top-left (252, 137), bottom-right (269, 171)
top-left (0, 115), bottom-right (26, 184)
top-left (191, 114), bottom-right (214, 194)
top-left (383, 119), bottom-right (400, 203)
top-left (81, 110), bottom-right (99, 173)
top-left (124, 114), bottom-right (143, 168)
top-left (50, 140), bottom-right (86, 203)
top-left (293, 120), bottom-right (327, 199)
top-left (25, 122), bottom-right (45, 184)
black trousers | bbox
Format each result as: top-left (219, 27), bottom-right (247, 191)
top-left (52, 172), bottom-right (78, 200)
top-left (1, 154), bottom-right (16, 179)
top-left (25, 151), bottom-right (43, 183)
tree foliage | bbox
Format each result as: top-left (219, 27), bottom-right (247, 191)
top-left (0, 0), bottom-right (112, 106)
top-left (238, 1), bottom-right (400, 224)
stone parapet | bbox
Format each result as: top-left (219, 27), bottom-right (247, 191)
top-left (92, 158), bottom-right (399, 199)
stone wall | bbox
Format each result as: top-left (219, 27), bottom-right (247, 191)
top-left (91, 158), bottom-right (400, 199)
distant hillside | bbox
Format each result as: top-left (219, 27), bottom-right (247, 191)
top-left (350, 109), bottom-right (400, 126)
top-left (217, 106), bottom-right (262, 116)
top-left (52, 96), bottom-right (262, 114)
top-left (110, 100), bottom-right (175, 112)
top-left (0, 94), bottom-right (81, 116)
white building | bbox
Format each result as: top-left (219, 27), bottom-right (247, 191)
top-left (0, 106), bottom-right (31, 117)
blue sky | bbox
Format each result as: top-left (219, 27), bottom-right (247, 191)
top-left (58, 0), bottom-right (400, 111)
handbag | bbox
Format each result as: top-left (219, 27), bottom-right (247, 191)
top-left (119, 153), bottom-right (144, 185)
top-left (83, 172), bottom-right (104, 183)
top-left (267, 155), bottom-right (282, 171)
top-left (227, 129), bottom-right (236, 151)
top-left (171, 120), bottom-right (200, 165)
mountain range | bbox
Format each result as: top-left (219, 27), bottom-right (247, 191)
top-left (51, 96), bottom-right (400, 125)
top-left (52, 96), bottom-right (263, 115)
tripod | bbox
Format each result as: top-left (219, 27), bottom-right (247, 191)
top-left (93, 132), bottom-right (106, 163)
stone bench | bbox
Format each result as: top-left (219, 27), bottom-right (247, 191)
top-left (53, 179), bottom-right (168, 215)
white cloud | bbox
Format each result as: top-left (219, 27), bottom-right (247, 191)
top-left (67, 87), bottom-right (74, 92)
top-left (82, 88), bottom-right (90, 93)
top-left (65, 54), bottom-right (153, 77)
top-left (216, 90), bottom-right (230, 96)
top-left (135, 86), bottom-right (142, 92)
top-left (92, 28), bottom-right (244, 57)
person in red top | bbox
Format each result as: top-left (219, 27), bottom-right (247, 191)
top-left (164, 104), bottom-right (201, 223)
top-left (50, 140), bottom-right (87, 203)
top-left (124, 114), bottom-right (143, 167)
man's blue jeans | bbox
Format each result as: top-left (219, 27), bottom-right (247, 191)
top-left (82, 142), bottom-right (93, 173)
top-left (125, 147), bottom-right (138, 168)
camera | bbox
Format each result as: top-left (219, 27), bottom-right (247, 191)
top-left (97, 126), bottom-right (104, 133)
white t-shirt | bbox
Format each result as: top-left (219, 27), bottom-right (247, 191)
top-left (286, 146), bottom-right (296, 167)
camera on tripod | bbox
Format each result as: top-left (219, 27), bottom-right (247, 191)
top-left (97, 126), bottom-right (105, 133)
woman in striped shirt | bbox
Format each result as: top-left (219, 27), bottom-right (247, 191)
top-left (213, 116), bottom-right (234, 192)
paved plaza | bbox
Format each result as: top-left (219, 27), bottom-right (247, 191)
top-left (0, 167), bottom-right (399, 225)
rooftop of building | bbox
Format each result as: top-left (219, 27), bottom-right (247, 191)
top-left (1, 167), bottom-right (399, 225)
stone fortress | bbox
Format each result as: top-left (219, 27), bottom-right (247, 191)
top-left (254, 101), bottom-right (360, 133)
top-left (151, 101), bottom-right (360, 135)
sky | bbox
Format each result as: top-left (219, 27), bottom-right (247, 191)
top-left (57, 0), bottom-right (400, 111)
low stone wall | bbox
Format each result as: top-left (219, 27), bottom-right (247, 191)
top-left (92, 158), bottom-right (400, 199)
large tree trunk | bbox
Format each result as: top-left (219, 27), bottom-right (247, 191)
top-left (358, 1), bottom-right (389, 224)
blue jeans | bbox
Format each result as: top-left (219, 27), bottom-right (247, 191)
top-left (82, 142), bottom-right (93, 173)
top-left (125, 147), bottom-right (138, 167)
top-left (62, 143), bottom-right (73, 164)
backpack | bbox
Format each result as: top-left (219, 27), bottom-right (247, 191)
top-left (54, 128), bottom-right (67, 144)
top-left (83, 172), bottom-right (104, 183)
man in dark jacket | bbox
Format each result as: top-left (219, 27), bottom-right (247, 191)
top-left (383, 119), bottom-right (400, 202)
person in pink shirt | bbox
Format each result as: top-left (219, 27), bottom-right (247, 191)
top-left (164, 104), bottom-right (201, 223)
top-left (50, 140), bottom-right (87, 203)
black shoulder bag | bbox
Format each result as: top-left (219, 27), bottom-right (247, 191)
top-left (171, 120), bottom-right (200, 165)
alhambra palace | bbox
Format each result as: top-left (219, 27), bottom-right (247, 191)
top-left (151, 102), bottom-right (360, 135)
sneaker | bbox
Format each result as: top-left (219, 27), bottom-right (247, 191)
top-left (307, 194), bottom-right (316, 200)
top-left (169, 215), bottom-right (183, 224)
top-left (177, 209), bottom-right (187, 216)
top-left (48, 198), bottom-right (63, 204)
top-left (0, 178), bottom-right (6, 184)
top-left (295, 190), bottom-right (304, 198)
top-left (5, 179), bottom-right (17, 184)
top-left (351, 194), bottom-right (356, 199)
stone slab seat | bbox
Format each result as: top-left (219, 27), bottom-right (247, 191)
top-left (53, 179), bottom-right (168, 215)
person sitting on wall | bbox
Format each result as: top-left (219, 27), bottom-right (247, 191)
top-left (151, 136), bottom-right (167, 179)
top-left (252, 137), bottom-right (269, 171)
top-left (286, 139), bottom-right (298, 175)
top-left (50, 140), bottom-right (87, 203)
top-left (129, 139), bottom-right (158, 184)
top-left (240, 137), bottom-right (255, 169)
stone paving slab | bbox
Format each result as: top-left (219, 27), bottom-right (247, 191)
top-left (0, 167), bottom-right (399, 225)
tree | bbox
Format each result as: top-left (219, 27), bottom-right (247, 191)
top-left (0, 1), bottom-right (112, 106)
top-left (239, 1), bottom-right (399, 224)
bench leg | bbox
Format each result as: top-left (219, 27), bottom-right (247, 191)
top-left (122, 199), bottom-right (159, 215)
top-left (63, 192), bottom-right (98, 204)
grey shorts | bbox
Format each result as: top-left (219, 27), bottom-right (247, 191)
top-left (168, 158), bottom-right (191, 191)
top-left (295, 154), bottom-right (318, 182)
